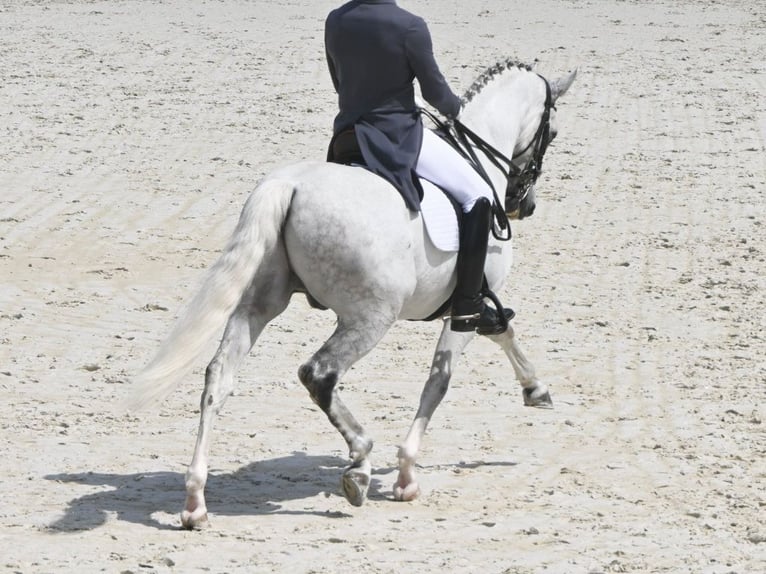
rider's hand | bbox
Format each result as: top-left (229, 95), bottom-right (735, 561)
top-left (446, 103), bottom-right (463, 127)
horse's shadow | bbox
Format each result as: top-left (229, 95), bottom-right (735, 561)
top-left (44, 452), bottom-right (386, 532)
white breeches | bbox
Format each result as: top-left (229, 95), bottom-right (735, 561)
top-left (415, 127), bottom-right (494, 212)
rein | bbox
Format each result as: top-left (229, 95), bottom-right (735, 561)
top-left (422, 74), bottom-right (554, 242)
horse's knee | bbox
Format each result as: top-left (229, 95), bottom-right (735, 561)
top-left (298, 361), bottom-right (337, 411)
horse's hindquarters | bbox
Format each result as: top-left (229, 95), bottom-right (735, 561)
top-left (280, 163), bottom-right (449, 317)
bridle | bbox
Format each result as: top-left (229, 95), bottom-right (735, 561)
top-left (424, 74), bottom-right (555, 241)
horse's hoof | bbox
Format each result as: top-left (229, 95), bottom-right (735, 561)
top-left (523, 387), bottom-right (553, 408)
top-left (181, 509), bottom-right (209, 530)
top-left (341, 468), bottom-right (370, 507)
top-left (393, 481), bottom-right (421, 502)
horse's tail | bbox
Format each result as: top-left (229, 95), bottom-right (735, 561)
top-left (127, 178), bottom-right (295, 410)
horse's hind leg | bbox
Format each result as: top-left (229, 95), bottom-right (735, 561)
top-left (298, 313), bottom-right (395, 506)
top-left (395, 324), bottom-right (473, 501)
top-left (489, 324), bottom-right (552, 408)
top-left (181, 277), bottom-right (291, 529)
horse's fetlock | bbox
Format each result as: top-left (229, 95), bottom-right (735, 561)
top-left (185, 472), bottom-right (206, 493)
top-left (349, 436), bottom-right (373, 462)
top-left (397, 444), bottom-right (415, 463)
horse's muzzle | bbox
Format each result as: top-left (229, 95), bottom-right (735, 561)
top-left (520, 200), bottom-right (536, 219)
top-left (508, 187), bottom-right (536, 220)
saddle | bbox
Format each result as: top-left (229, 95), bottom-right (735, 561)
top-left (328, 127), bottom-right (463, 242)
top-left (327, 128), bottom-right (365, 165)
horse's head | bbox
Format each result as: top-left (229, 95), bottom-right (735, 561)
top-left (459, 62), bottom-right (577, 224)
top-left (506, 69), bottom-right (577, 220)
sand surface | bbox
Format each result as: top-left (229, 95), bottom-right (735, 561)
top-left (1, 1), bottom-right (765, 572)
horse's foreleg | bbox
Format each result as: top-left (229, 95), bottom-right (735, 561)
top-left (298, 315), bottom-right (393, 506)
top-left (394, 324), bottom-right (473, 501)
top-left (182, 279), bottom-right (291, 529)
top-left (489, 324), bottom-right (552, 408)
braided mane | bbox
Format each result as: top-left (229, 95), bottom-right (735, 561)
top-left (462, 58), bottom-right (533, 104)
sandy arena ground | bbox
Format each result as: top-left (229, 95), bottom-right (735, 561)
top-left (1, 1), bottom-right (764, 572)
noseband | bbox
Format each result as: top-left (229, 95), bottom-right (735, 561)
top-left (502, 77), bottom-right (554, 214)
top-left (425, 74), bottom-right (555, 241)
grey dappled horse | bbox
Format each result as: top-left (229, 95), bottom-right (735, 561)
top-left (131, 61), bottom-right (576, 529)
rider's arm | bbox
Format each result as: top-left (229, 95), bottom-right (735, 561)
top-left (404, 17), bottom-right (461, 119)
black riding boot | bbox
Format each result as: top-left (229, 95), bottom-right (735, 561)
top-left (450, 198), bottom-right (514, 335)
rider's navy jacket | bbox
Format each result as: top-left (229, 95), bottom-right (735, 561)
top-left (325, 0), bottom-right (461, 211)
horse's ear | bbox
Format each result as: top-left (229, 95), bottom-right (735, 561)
top-left (550, 69), bottom-right (577, 103)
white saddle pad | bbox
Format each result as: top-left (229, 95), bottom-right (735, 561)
top-left (420, 179), bottom-right (459, 252)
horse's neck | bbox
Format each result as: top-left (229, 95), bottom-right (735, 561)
top-left (461, 70), bottom-right (538, 183)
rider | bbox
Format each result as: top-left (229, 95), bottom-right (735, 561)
top-left (325, 0), bottom-right (512, 335)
